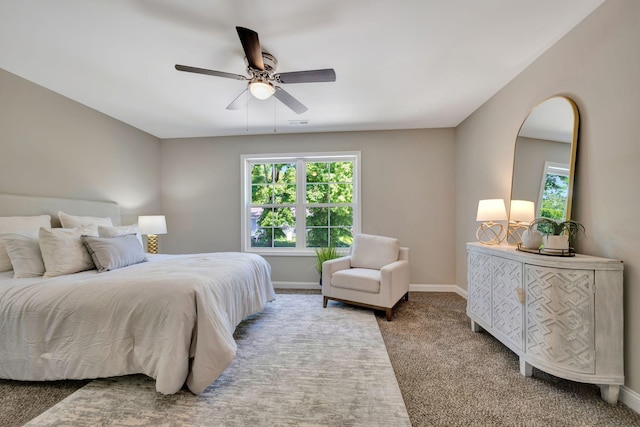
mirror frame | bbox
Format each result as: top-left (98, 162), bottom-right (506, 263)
top-left (508, 96), bottom-right (579, 241)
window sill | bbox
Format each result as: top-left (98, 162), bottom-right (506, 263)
top-left (244, 249), bottom-right (318, 257)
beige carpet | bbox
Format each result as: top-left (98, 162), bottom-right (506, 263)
top-left (376, 292), bottom-right (640, 426)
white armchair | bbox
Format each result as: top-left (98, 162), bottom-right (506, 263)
top-left (322, 234), bottom-right (410, 321)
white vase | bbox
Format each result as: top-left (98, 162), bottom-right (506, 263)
top-left (543, 234), bottom-right (569, 250)
top-left (521, 230), bottom-right (543, 249)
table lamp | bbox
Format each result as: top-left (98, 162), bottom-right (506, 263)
top-left (138, 215), bottom-right (167, 254)
top-left (507, 200), bottom-right (535, 245)
top-left (476, 199), bottom-right (507, 245)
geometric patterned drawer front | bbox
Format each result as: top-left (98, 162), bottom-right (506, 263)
top-left (492, 256), bottom-right (523, 351)
top-left (467, 251), bottom-right (492, 326)
top-left (524, 265), bottom-right (595, 374)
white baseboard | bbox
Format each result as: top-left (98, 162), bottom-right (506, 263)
top-left (410, 284), bottom-right (467, 299)
top-left (273, 281), bottom-right (468, 298)
top-left (620, 385), bottom-right (640, 415)
top-left (273, 281), bottom-right (321, 290)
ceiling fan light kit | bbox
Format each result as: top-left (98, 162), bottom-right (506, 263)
top-left (175, 26), bottom-right (336, 114)
top-left (249, 78), bottom-right (275, 100)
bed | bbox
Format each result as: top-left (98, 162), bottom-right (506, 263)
top-left (0, 194), bottom-right (275, 395)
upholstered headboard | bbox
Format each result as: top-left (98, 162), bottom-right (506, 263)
top-left (0, 194), bottom-right (120, 227)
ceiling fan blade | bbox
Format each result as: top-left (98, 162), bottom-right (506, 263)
top-left (226, 89), bottom-right (249, 110)
top-left (274, 87), bottom-right (308, 114)
top-left (275, 69), bottom-right (336, 84)
top-left (175, 64), bottom-right (246, 81)
top-left (236, 26), bottom-right (264, 71)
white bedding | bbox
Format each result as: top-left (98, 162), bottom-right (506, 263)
top-left (0, 252), bottom-right (275, 394)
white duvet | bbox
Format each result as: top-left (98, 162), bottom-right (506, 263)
top-left (0, 252), bottom-right (275, 394)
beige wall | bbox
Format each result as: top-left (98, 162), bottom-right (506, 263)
top-left (161, 129), bottom-right (456, 285)
top-left (456, 0), bottom-right (640, 395)
top-left (0, 68), bottom-right (162, 223)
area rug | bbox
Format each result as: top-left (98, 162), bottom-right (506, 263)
top-left (25, 294), bottom-right (410, 426)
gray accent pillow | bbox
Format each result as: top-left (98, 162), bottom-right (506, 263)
top-left (81, 234), bottom-right (147, 273)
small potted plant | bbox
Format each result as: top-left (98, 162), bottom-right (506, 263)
top-left (528, 217), bottom-right (585, 250)
top-left (315, 247), bottom-right (341, 285)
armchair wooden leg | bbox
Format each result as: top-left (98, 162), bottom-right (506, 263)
top-left (323, 296), bottom-right (328, 308)
top-left (386, 308), bottom-right (393, 321)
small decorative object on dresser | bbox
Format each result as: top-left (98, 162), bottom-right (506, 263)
top-left (528, 217), bottom-right (585, 251)
top-left (520, 228), bottom-right (543, 249)
top-left (466, 242), bottom-right (624, 403)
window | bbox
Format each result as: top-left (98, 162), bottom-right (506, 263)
top-left (537, 161), bottom-right (570, 220)
top-left (241, 152), bottom-right (360, 254)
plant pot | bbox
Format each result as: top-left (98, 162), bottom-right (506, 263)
top-left (521, 230), bottom-right (543, 249)
top-left (543, 235), bottom-right (569, 250)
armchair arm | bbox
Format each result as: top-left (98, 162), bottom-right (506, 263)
top-left (322, 256), bottom-right (352, 294)
top-left (381, 259), bottom-right (410, 284)
top-left (380, 259), bottom-right (410, 301)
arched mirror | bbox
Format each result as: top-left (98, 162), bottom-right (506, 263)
top-left (507, 96), bottom-right (579, 244)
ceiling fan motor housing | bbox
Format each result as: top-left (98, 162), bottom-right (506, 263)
top-left (245, 51), bottom-right (278, 74)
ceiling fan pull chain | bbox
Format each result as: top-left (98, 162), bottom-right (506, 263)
top-left (246, 91), bottom-right (249, 133)
top-left (273, 97), bottom-right (277, 133)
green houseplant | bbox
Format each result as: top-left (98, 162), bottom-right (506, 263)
top-left (315, 247), bottom-right (341, 285)
top-left (528, 217), bottom-right (585, 250)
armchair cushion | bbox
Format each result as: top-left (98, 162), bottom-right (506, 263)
top-left (350, 234), bottom-right (400, 270)
top-left (332, 268), bottom-right (381, 294)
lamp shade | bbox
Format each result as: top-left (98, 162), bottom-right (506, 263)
top-left (138, 215), bottom-right (167, 235)
top-left (509, 200), bottom-right (535, 224)
top-left (476, 199), bottom-right (507, 222)
top-left (249, 80), bottom-right (275, 100)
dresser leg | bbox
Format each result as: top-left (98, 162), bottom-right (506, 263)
top-left (470, 319), bottom-right (482, 332)
top-left (519, 358), bottom-right (533, 377)
top-left (599, 384), bottom-right (620, 404)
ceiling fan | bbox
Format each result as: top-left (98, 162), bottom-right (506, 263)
top-left (175, 26), bottom-right (336, 115)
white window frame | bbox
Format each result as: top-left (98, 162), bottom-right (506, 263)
top-left (241, 151), bottom-right (361, 256)
top-left (537, 161), bottom-right (570, 218)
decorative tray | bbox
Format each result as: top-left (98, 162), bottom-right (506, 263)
top-left (516, 244), bottom-right (575, 257)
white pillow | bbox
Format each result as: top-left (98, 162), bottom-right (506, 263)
top-left (4, 232), bottom-right (45, 278)
top-left (39, 225), bottom-right (99, 277)
top-left (81, 234), bottom-right (147, 272)
top-left (58, 211), bottom-right (113, 228)
top-left (98, 224), bottom-right (143, 248)
top-left (0, 215), bottom-right (51, 272)
top-left (350, 234), bottom-right (400, 270)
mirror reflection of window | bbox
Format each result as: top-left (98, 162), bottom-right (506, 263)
top-left (538, 161), bottom-right (569, 220)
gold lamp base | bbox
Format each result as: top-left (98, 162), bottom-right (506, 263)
top-left (476, 221), bottom-right (505, 245)
top-left (147, 234), bottom-right (159, 254)
top-left (506, 222), bottom-right (529, 245)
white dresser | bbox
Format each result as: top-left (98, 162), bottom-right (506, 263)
top-left (466, 242), bottom-right (624, 403)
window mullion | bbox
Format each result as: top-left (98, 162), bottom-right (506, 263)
top-left (296, 159), bottom-right (306, 249)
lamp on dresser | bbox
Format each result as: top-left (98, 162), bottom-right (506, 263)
top-left (138, 215), bottom-right (167, 254)
top-left (507, 200), bottom-right (535, 245)
top-left (475, 199), bottom-right (507, 245)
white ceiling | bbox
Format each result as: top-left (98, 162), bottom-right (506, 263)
top-left (0, 0), bottom-right (605, 139)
